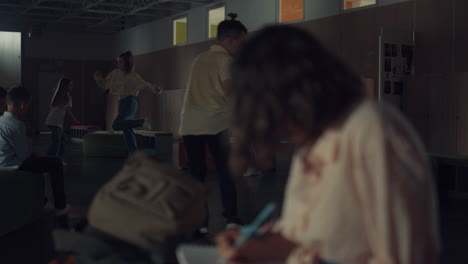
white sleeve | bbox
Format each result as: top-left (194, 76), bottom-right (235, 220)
top-left (219, 55), bottom-right (232, 82)
top-left (133, 73), bottom-right (153, 93)
top-left (354, 115), bottom-right (439, 264)
top-left (96, 69), bottom-right (117, 90)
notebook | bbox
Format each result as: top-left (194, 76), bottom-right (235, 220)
top-left (176, 244), bottom-right (284, 264)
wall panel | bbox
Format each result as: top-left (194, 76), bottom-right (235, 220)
top-left (453, 0), bottom-right (468, 72)
top-left (340, 7), bottom-right (379, 79)
top-left (455, 73), bottom-right (468, 155)
top-left (22, 58), bottom-right (113, 131)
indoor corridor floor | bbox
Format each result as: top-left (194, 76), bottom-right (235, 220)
top-left (31, 134), bottom-right (468, 264)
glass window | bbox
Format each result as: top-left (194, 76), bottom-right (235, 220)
top-left (0, 31), bottom-right (21, 88)
top-left (173, 17), bottom-right (187, 45)
top-left (208, 6), bottom-right (225, 39)
top-left (280, 0), bottom-right (303, 23)
top-left (344, 0), bottom-right (376, 10)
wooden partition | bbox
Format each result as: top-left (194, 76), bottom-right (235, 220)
top-left (22, 58), bottom-right (113, 131)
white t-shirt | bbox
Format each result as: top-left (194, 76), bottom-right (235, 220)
top-left (45, 98), bottom-right (72, 128)
top-left (179, 45), bottom-right (231, 135)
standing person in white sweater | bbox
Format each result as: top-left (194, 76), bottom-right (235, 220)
top-left (94, 51), bottom-right (162, 152)
top-left (216, 25), bottom-right (439, 264)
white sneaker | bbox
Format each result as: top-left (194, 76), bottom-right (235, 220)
top-left (226, 223), bottom-right (242, 230)
top-left (226, 218), bottom-right (243, 230)
top-left (199, 227), bottom-right (209, 234)
top-left (142, 119), bottom-right (152, 130)
top-left (194, 227), bottom-right (209, 238)
top-left (55, 204), bottom-right (71, 216)
top-left (244, 166), bottom-right (261, 177)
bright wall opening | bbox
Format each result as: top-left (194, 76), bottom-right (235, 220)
top-left (0, 31), bottom-right (21, 88)
top-left (344, 0), bottom-right (377, 10)
top-left (173, 17), bottom-right (188, 45)
top-left (208, 6), bottom-right (225, 39)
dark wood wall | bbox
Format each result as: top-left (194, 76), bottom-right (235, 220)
top-left (22, 58), bottom-right (114, 130)
top-left (405, 0), bottom-right (468, 156)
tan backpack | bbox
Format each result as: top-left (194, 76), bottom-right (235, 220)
top-left (88, 152), bottom-right (207, 249)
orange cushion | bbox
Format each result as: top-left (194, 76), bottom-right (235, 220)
top-left (70, 125), bottom-right (102, 130)
top-left (49, 255), bottom-right (75, 264)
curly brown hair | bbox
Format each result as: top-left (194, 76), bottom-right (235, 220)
top-left (229, 25), bottom-right (364, 177)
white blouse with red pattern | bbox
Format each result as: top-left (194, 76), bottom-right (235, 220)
top-left (277, 101), bottom-right (440, 264)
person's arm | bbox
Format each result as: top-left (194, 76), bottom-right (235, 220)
top-left (66, 108), bottom-right (80, 125)
top-left (11, 124), bottom-right (32, 162)
top-left (150, 83), bottom-right (163, 95)
top-left (94, 70), bottom-right (111, 91)
top-left (219, 56), bottom-right (231, 95)
top-left (65, 97), bottom-right (79, 124)
top-left (216, 227), bottom-right (297, 263)
top-left (134, 73), bottom-right (162, 95)
top-left (354, 119), bottom-right (439, 264)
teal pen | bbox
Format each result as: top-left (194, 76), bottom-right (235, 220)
top-left (233, 203), bottom-right (276, 248)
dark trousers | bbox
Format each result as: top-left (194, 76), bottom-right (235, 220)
top-left (19, 156), bottom-right (67, 210)
top-left (112, 96), bottom-right (144, 152)
top-left (183, 131), bottom-right (238, 227)
top-left (47, 125), bottom-right (65, 157)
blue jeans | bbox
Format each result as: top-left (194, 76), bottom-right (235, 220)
top-left (112, 96), bottom-right (144, 152)
top-left (48, 125), bottom-right (65, 157)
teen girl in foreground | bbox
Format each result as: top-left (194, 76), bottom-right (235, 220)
top-left (216, 25), bottom-right (439, 264)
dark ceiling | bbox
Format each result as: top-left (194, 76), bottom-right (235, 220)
top-left (0, 0), bottom-right (217, 34)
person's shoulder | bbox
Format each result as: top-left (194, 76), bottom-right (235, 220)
top-left (194, 49), bottom-right (216, 64)
top-left (209, 50), bottom-right (231, 72)
top-left (129, 71), bottom-right (141, 78)
top-left (200, 46), bottom-right (229, 61)
top-left (359, 100), bottom-right (410, 129)
top-left (216, 52), bottom-right (231, 65)
top-left (211, 47), bottom-right (230, 60)
top-left (192, 50), bottom-right (221, 70)
top-left (0, 114), bottom-right (15, 123)
top-left (0, 116), bottom-right (20, 133)
top-left (347, 100), bottom-right (398, 126)
top-left (343, 101), bottom-right (390, 138)
top-left (108, 69), bottom-right (121, 78)
top-left (344, 100), bottom-right (417, 142)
